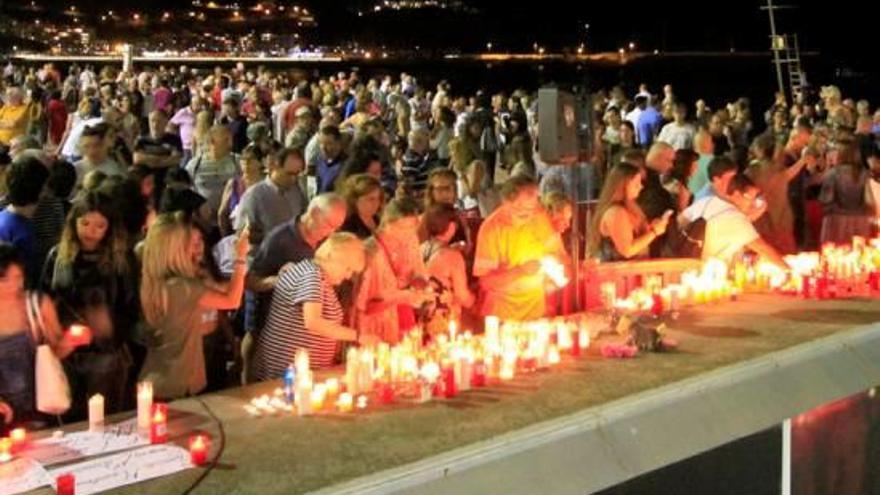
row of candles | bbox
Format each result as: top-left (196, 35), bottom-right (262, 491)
top-left (244, 314), bottom-right (593, 418)
top-left (606, 237), bottom-right (880, 317)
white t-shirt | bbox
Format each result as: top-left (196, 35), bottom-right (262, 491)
top-left (657, 122), bottom-right (696, 150)
top-left (682, 196), bottom-right (758, 262)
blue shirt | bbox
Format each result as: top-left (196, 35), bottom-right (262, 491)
top-left (0, 208), bottom-right (37, 285)
top-left (343, 96), bottom-right (357, 120)
top-left (637, 107), bottom-right (663, 147)
top-left (315, 154), bottom-right (345, 194)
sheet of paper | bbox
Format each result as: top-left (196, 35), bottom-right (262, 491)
top-left (22, 419), bottom-right (147, 466)
top-left (0, 458), bottom-right (52, 495)
top-left (47, 445), bottom-right (193, 495)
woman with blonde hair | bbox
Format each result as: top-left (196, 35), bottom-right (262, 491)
top-left (587, 163), bottom-right (671, 261)
top-left (139, 213), bottom-right (249, 399)
top-left (191, 110), bottom-right (214, 159)
top-left (253, 233), bottom-right (377, 377)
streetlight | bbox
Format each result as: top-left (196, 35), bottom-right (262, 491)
top-left (486, 42), bottom-right (492, 51)
top-left (628, 41), bottom-right (636, 50)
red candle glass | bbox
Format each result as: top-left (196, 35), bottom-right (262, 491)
top-left (441, 364), bottom-right (457, 398)
top-left (188, 435), bottom-right (209, 466)
top-left (149, 403), bottom-right (168, 444)
top-left (471, 360), bottom-right (487, 387)
top-left (650, 294), bottom-right (664, 317)
top-left (10, 428), bottom-right (26, 453)
top-left (379, 382), bottom-right (395, 404)
top-left (56, 473), bottom-right (75, 495)
top-left (67, 324), bottom-right (91, 347)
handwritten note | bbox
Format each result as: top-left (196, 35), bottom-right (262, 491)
top-left (23, 419), bottom-right (147, 466)
top-left (47, 445), bottom-right (192, 495)
top-left (0, 458), bottom-right (52, 495)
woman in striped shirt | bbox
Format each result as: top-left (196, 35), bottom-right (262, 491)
top-left (253, 233), bottom-right (378, 377)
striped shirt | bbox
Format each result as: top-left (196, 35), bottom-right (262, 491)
top-left (252, 259), bottom-right (342, 379)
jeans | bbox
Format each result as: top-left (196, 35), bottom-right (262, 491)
top-left (0, 332), bottom-right (35, 423)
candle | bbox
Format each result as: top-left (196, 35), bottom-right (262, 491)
top-left (449, 320), bottom-right (458, 342)
top-left (379, 381), bottom-right (395, 404)
top-left (56, 473), bottom-right (75, 495)
top-left (10, 428), bottom-right (26, 453)
top-left (650, 293), bottom-right (664, 318)
top-left (325, 378), bottom-right (340, 400)
top-left (137, 381), bottom-right (153, 430)
top-left (88, 394), bottom-right (104, 432)
top-left (295, 349), bottom-right (310, 376)
top-left (484, 316), bottom-right (500, 345)
top-left (548, 345), bottom-right (561, 365)
top-left (500, 350), bottom-right (516, 380)
top-left (310, 384), bottom-right (326, 412)
top-left (578, 328), bottom-right (591, 351)
top-left (149, 403), bottom-right (168, 444)
top-left (441, 361), bottom-right (457, 398)
top-left (556, 322), bottom-right (573, 351)
top-left (472, 359), bottom-right (487, 387)
top-left (359, 350), bottom-right (374, 393)
top-left (67, 324), bottom-right (91, 347)
top-left (337, 392), bottom-right (354, 413)
top-left (356, 395), bottom-right (368, 411)
top-left (296, 380), bottom-right (313, 416)
top-left (0, 437), bottom-right (11, 463)
top-left (189, 435), bottom-right (209, 466)
top-left (601, 282), bottom-right (617, 309)
top-left (345, 348), bottom-right (359, 396)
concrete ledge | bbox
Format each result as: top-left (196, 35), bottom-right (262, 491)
top-left (312, 322), bottom-right (880, 495)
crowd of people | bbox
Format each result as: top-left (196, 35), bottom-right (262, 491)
top-left (0, 60), bottom-right (879, 433)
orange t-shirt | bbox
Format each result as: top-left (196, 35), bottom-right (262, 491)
top-left (0, 103), bottom-right (30, 146)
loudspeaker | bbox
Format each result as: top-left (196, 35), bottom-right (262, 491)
top-left (538, 87), bottom-right (579, 164)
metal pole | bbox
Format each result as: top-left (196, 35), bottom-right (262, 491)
top-left (766, 0), bottom-right (786, 100)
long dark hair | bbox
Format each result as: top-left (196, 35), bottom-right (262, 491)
top-left (57, 191), bottom-right (130, 276)
top-left (587, 163), bottom-right (646, 256)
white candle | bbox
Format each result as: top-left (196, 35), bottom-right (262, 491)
top-left (88, 394), bottom-right (104, 431)
top-left (137, 382), bottom-right (153, 430)
top-left (296, 380), bottom-right (313, 416)
top-left (345, 348), bottom-right (360, 396)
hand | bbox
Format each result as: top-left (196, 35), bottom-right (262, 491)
top-left (235, 224), bottom-right (251, 259)
top-left (0, 400), bottom-right (13, 425)
top-left (402, 289), bottom-right (432, 307)
top-left (651, 211), bottom-right (672, 235)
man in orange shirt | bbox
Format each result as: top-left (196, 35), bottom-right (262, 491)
top-left (0, 87), bottom-right (31, 147)
top-left (473, 174), bottom-right (566, 321)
